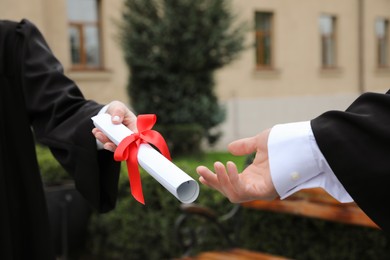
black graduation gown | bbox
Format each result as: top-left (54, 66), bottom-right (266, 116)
top-left (312, 90), bottom-right (390, 235)
top-left (0, 19), bottom-right (120, 259)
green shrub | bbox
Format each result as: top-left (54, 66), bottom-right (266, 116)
top-left (239, 209), bottom-right (389, 260)
top-left (155, 123), bottom-right (204, 156)
top-left (37, 147), bottom-right (389, 259)
top-left (86, 152), bottom-right (390, 260)
top-left (85, 152), bottom-right (244, 259)
top-left (120, 0), bottom-right (247, 152)
top-left (35, 145), bottom-right (70, 185)
top-left (86, 170), bottom-right (232, 259)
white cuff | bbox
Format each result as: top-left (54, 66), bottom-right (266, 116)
top-left (268, 121), bottom-right (353, 203)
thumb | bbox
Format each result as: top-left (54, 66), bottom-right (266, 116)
top-left (107, 102), bottom-right (125, 123)
top-left (228, 136), bottom-right (258, 156)
top-left (106, 101), bottom-right (137, 132)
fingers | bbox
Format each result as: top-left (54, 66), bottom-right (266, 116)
top-left (196, 165), bottom-right (226, 196)
top-left (226, 161), bottom-right (241, 190)
top-left (214, 161), bottom-right (232, 195)
top-left (106, 101), bottom-right (125, 123)
top-left (197, 162), bottom-right (243, 203)
top-left (196, 165), bottom-right (219, 189)
top-left (94, 101), bottom-right (137, 152)
top-left (92, 128), bottom-right (116, 152)
top-left (103, 143), bottom-right (116, 153)
top-left (122, 111), bottom-right (137, 133)
top-left (92, 128), bottom-right (110, 143)
top-left (106, 101), bottom-right (137, 132)
top-left (216, 161), bottom-right (243, 202)
top-left (93, 101), bottom-right (137, 152)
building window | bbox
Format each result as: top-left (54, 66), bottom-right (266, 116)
top-left (67, 0), bottom-right (102, 70)
top-left (255, 12), bottom-right (273, 68)
top-left (319, 14), bottom-right (337, 68)
top-left (376, 18), bottom-right (389, 68)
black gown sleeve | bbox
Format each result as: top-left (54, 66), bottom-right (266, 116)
top-left (18, 19), bottom-right (120, 213)
top-left (311, 90), bottom-right (390, 234)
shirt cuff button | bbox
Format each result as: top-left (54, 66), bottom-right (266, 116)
top-left (290, 171), bottom-right (300, 181)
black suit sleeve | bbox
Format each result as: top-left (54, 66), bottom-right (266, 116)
top-left (311, 91), bottom-right (390, 233)
top-left (17, 19), bottom-right (120, 213)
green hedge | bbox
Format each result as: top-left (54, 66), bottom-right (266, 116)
top-left (84, 156), bottom-right (389, 260)
top-left (85, 154), bottom-right (237, 259)
top-left (35, 146), bottom-right (389, 259)
top-left (239, 209), bottom-right (389, 260)
top-left (36, 145), bottom-right (70, 185)
top-left (155, 123), bottom-right (204, 156)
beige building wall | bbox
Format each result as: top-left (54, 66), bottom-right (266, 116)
top-left (213, 0), bottom-right (390, 149)
top-left (0, 0), bottom-right (128, 105)
top-left (364, 0), bottom-right (390, 92)
top-left (66, 0), bottom-right (129, 104)
top-left (1, 0), bottom-right (390, 149)
top-left (217, 0), bottom-right (361, 100)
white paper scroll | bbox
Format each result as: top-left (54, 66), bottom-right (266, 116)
top-left (92, 113), bottom-right (199, 204)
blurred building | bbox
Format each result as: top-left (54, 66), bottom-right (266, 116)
top-left (217, 0), bottom-right (390, 149)
top-left (1, 0), bottom-right (390, 149)
top-left (0, 0), bottom-right (128, 104)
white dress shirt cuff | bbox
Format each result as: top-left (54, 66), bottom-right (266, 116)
top-left (268, 121), bottom-right (353, 203)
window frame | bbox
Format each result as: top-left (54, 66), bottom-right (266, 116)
top-left (376, 17), bottom-right (389, 68)
top-left (255, 11), bottom-right (274, 70)
top-left (67, 0), bottom-right (103, 71)
top-left (319, 14), bottom-right (338, 69)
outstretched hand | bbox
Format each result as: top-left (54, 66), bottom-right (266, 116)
top-left (92, 100), bottom-right (137, 152)
top-left (196, 129), bottom-right (278, 203)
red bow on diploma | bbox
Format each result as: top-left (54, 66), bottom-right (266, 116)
top-left (114, 114), bottom-right (171, 204)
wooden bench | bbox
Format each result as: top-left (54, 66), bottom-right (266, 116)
top-left (242, 188), bottom-right (377, 229)
top-left (174, 188), bottom-right (379, 260)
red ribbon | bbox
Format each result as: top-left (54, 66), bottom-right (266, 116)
top-left (114, 114), bottom-right (171, 204)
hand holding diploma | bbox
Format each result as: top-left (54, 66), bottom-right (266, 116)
top-left (92, 100), bottom-right (138, 152)
top-left (196, 129), bottom-right (278, 203)
top-left (92, 113), bottom-right (199, 205)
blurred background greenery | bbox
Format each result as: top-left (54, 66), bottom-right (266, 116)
top-left (120, 0), bottom-right (247, 155)
top-left (33, 0), bottom-right (390, 259)
top-left (37, 145), bottom-right (389, 260)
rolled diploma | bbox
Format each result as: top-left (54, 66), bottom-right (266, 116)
top-left (92, 113), bottom-right (199, 204)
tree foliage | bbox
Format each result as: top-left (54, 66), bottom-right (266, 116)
top-left (120, 0), bottom-right (247, 153)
